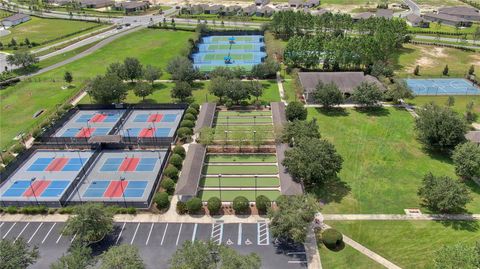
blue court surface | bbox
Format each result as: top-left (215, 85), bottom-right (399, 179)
top-left (405, 78), bottom-right (480, 95)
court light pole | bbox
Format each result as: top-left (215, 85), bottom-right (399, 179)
top-left (254, 175), bottom-right (257, 201)
top-left (253, 115), bottom-right (256, 126)
top-left (120, 176), bottom-right (127, 208)
top-left (30, 177), bottom-right (39, 206)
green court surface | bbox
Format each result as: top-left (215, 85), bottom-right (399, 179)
top-left (201, 177), bottom-right (279, 187)
top-left (203, 53), bottom-right (254, 61)
top-left (211, 36), bottom-right (255, 42)
top-left (207, 44), bottom-right (255, 51)
top-left (203, 165), bottom-right (279, 175)
top-left (198, 65), bottom-right (254, 72)
top-left (213, 130), bottom-right (274, 140)
top-left (215, 116), bottom-right (272, 124)
top-left (199, 190), bottom-right (281, 201)
top-left (206, 154), bottom-right (277, 163)
top-left (215, 125), bottom-right (273, 132)
top-left (217, 111), bottom-right (272, 117)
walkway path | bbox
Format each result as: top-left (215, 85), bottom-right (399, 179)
top-left (306, 224), bottom-right (322, 269)
top-left (324, 214), bottom-right (480, 221)
top-left (276, 71), bottom-right (287, 103)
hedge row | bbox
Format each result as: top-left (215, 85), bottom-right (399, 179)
top-left (0, 205), bottom-right (136, 215)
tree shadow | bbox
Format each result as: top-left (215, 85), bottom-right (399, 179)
top-left (354, 106), bottom-right (390, 117)
top-left (390, 46), bottom-right (416, 72)
top-left (437, 220), bottom-right (479, 232)
top-left (310, 176), bottom-right (351, 205)
top-left (315, 107), bottom-right (349, 117)
top-left (153, 83), bottom-right (169, 91)
top-left (12, 65), bottom-right (40, 76)
top-left (422, 147), bottom-right (453, 165)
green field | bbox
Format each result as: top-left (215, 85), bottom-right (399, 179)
top-left (407, 95), bottom-right (480, 116)
top-left (207, 44), bottom-right (255, 50)
top-left (0, 17), bottom-right (102, 46)
top-left (204, 53), bottom-right (254, 61)
top-left (307, 107), bottom-right (480, 214)
top-left (320, 244), bottom-right (384, 269)
top-left (325, 220), bottom-right (480, 269)
top-left (218, 111), bottom-right (272, 117)
top-left (206, 154), bottom-right (277, 163)
top-left (203, 165), bottom-right (279, 175)
top-left (198, 190), bottom-right (281, 201)
top-left (201, 177), bottom-right (279, 187)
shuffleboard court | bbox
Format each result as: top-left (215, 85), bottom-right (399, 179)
top-left (203, 165), bottom-right (279, 175)
top-left (405, 78), bottom-right (480, 95)
top-left (206, 154), bottom-right (277, 163)
top-left (201, 177), bottom-right (279, 187)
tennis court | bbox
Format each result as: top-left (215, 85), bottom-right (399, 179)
top-left (405, 78), bottom-right (480, 95)
top-left (53, 110), bottom-right (125, 138)
top-left (120, 109), bottom-right (183, 138)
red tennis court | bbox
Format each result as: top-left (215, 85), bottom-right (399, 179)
top-left (45, 158), bottom-right (69, 172)
top-left (90, 114), bottom-right (107, 123)
top-left (119, 158), bottom-right (140, 172)
top-left (75, 127), bottom-right (95, 138)
top-left (147, 114), bottom-right (163, 122)
top-left (104, 180), bottom-right (129, 197)
top-left (23, 180), bottom-right (51, 197)
top-left (139, 128), bottom-right (155, 138)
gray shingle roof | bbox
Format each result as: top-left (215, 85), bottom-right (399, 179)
top-left (298, 72), bottom-right (385, 96)
top-left (439, 6), bottom-right (479, 16)
top-left (194, 103), bottom-right (216, 134)
top-left (175, 144), bottom-right (206, 196)
top-left (2, 13), bottom-right (29, 22)
top-left (466, 131), bottom-right (480, 143)
top-left (423, 12), bottom-right (469, 22)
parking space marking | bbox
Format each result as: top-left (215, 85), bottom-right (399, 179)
top-left (0, 222), bottom-right (4, 228)
top-left (175, 223), bottom-right (183, 246)
top-left (257, 222), bottom-right (269, 245)
top-left (146, 223), bottom-right (154, 245)
top-left (28, 223), bottom-right (43, 243)
top-left (70, 233), bottom-right (77, 243)
top-left (131, 223), bottom-right (140, 245)
top-left (160, 223), bottom-right (168, 245)
top-left (14, 223), bottom-right (30, 242)
top-left (211, 222), bottom-right (223, 245)
top-left (2, 222), bottom-right (16, 239)
top-left (116, 222), bottom-right (126, 245)
top-left (42, 223), bottom-right (56, 244)
top-left (192, 224), bottom-right (198, 242)
top-left (238, 223), bottom-right (242, 245)
top-left (56, 233), bottom-right (63, 244)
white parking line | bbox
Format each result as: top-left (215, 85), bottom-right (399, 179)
top-left (160, 223), bottom-right (169, 245)
top-left (56, 233), bottom-right (63, 244)
top-left (14, 223), bottom-right (30, 242)
top-left (238, 223), bottom-right (242, 245)
top-left (130, 223), bottom-right (140, 245)
top-left (28, 223), bottom-right (43, 243)
top-left (2, 222), bottom-right (16, 239)
top-left (116, 222), bottom-right (126, 245)
top-left (288, 261), bottom-right (308, 264)
top-left (146, 223), bottom-right (154, 245)
top-left (0, 222), bottom-right (4, 228)
top-left (42, 223), bottom-right (56, 244)
top-left (192, 223), bottom-right (198, 242)
top-left (70, 233), bottom-right (77, 243)
top-left (175, 223), bottom-right (183, 246)
top-left (211, 223), bottom-right (223, 245)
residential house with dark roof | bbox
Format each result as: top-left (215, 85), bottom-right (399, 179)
top-left (423, 12), bottom-right (473, 27)
top-left (257, 6), bottom-right (275, 17)
top-left (255, 0), bottom-right (270, 6)
top-left (204, 5), bottom-right (223, 15)
top-left (376, 9), bottom-right (393, 19)
top-left (438, 6), bottom-right (480, 21)
top-left (78, 0), bottom-right (114, 8)
top-left (288, 0), bottom-right (319, 8)
top-left (114, 1), bottom-right (149, 13)
top-left (405, 14), bottom-right (430, 27)
top-left (1, 13), bottom-right (30, 27)
top-left (288, 0), bottom-right (303, 8)
top-left (242, 5), bottom-right (257, 16)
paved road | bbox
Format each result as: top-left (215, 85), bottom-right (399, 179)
top-left (0, 221), bottom-right (308, 269)
top-left (403, 0), bottom-right (420, 16)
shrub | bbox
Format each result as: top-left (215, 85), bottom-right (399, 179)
top-left (0, 166), bottom-right (5, 173)
top-left (58, 206), bottom-right (74, 214)
top-left (176, 201), bottom-right (187, 214)
top-left (177, 127), bottom-right (193, 141)
top-left (5, 206), bottom-right (18, 214)
top-left (127, 207), bottom-right (136, 214)
top-left (169, 154), bottom-right (184, 170)
top-left (48, 208), bottom-right (57, 214)
top-left (20, 206), bottom-right (47, 214)
top-left (11, 143), bottom-right (26, 154)
top-left (186, 107), bottom-right (198, 116)
top-left (1, 152), bottom-right (15, 165)
top-left (180, 120), bottom-right (195, 128)
top-left (154, 192), bottom-right (170, 210)
top-left (31, 127), bottom-right (43, 138)
top-left (232, 196), bottom-right (249, 214)
top-left (173, 145), bottom-right (186, 159)
top-left (164, 164), bottom-right (179, 181)
top-left (207, 196), bottom-right (222, 214)
top-left (183, 113), bottom-right (196, 121)
top-left (189, 103), bottom-right (200, 111)
top-left (285, 101), bottom-right (307, 121)
top-left (255, 195), bottom-right (271, 213)
top-left (161, 177), bottom-right (175, 194)
top-left (186, 197), bottom-right (202, 214)
top-left (322, 228), bottom-right (343, 250)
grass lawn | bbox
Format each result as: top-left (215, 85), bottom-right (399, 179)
top-left (203, 164), bottom-right (279, 175)
top-left (392, 44), bottom-right (480, 78)
top-left (198, 190), bottom-right (281, 201)
top-left (0, 17), bottom-right (102, 46)
top-left (325, 220), bottom-right (480, 269)
top-left (409, 22), bottom-right (477, 38)
top-left (201, 177), bottom-right (279, 187)
top-left (320, 244), bottom-right (383, 269)
top-left (406, 95), bottom-right (480, 116)
top-left (0, 29), bottom-right (195, 149)
top-left (307, 107), bottom-right (480, 214)
top-left (206, 154), bottom-right (277, 163)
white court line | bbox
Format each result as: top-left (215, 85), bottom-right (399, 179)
top-left (192, 223), bottom-right (198, 242)
top-left (116, 222), bottom-right (126, 245)
top-left (160, 223), bottom-right (169, 245)
top-left (175, 223), bottom-right (183, 246)
top-left (146, 223), bottom-right (154, 245)
top-left (130, 223), bottom-right (140, 245)
top-left (42, 223), bottom-right (56, 244)
top-left (2, 222), bottom-right (16, 239)
top-left (28, 223), bottom-right (43, 243)
top-left (14, 223), bottom-right (30, 242)
top-left (70, 233), bottom-right (77, 243)
top-left (238, 223), bottom-right (242, 245)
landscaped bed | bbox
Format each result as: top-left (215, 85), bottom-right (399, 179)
top-left (201, 177), bottom-right (279, 187)
top-left (198, 190), bottom-right (281, 201)
top-left (203, 165), bottom-right (279, 175)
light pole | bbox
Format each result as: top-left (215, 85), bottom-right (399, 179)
top-left (254, 175), bottom-right (257, 200)
top-left (224, 130), bottom-right (228, 150)
top-left (253, 130), bottom-right (256, 147)
top-left (253, 115), bottom-right (256, 126)
top-left (218, 174), bottom-right (222, 201)
top-left (30, 177), bottom-right (39, 206)
top-left (120, 177), bottom-right (127, 208)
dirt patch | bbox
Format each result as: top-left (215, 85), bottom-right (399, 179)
top-left (406, 46), bottom-right (447, 73)
top-left (471, 54), bottom-right (480, 67)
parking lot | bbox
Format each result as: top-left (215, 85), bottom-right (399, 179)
top-left (0, 221), bottom-right (308, 268)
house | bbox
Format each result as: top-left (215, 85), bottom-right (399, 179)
top-left (304, 0), bottom-right (319, 8)
top-left (466, 131), bottom-right (480, 144)
top-left (204, 5), bottom-right (223, 15)
top-left (375, 9), bottom-right (393, 19)
top-left (78, 0), bottom-right (114, 8)
top-left (438, 6), bottom-right (480, 21)
top-left (288, 0), bottom-right (302, 8)
top-left (254, 0), bottom-right (269, 6)
top-left (189, 4), bottom-right (208, 15)
top-left (225, 5), bottom-right (242, 16)
top-left (242, 5), bottom-right (257, 16)
top-left (114, 1), bottom-right (149, 13)
top-left (405, 14), bottom-right (430, 28)
top-left (352, 12), bottom-right (374, 21)
top-left (1, 13), bottom-right (30, 27)
top-left (297, 72), bottom-right (386, 103)
top-left (46, 0), bottom-right (72, 6)
top-left (288, 0), bottom-right (318, 8)
top-left (423, 12), bottom-right (473, 27)
top-left (257, 6), bottom-right (275, 17)
top-left (309, 8), bottom-right (328, 16)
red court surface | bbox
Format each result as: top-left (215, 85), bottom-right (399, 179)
top-left (139, 128), bottom-right (155, 138)
top-left (75, 128), bottom-right (95, 138)
top-left (104, 181), bottom-right (129, 197)
top-left (90, 114), bottom-right (107, 123)
top-left (45, 158), bottom-right (69, 172)
top-left (23, 180), bottom-right (51, 197)
top-left (119, 158), bottom-right (140, 172)
top-left (147, 114), bottom-right (163, 122)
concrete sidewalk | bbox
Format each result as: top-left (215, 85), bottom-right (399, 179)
top-left (324, 214), bottom-right (480, 221)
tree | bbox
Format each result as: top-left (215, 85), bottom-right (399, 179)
top-left (170, 240), bottom-right (261, 269)
top-left (106, 62), bottom-right (127, 80)
top-left (285, 101), bottom-right (307, 121)
top-left (133, 82), bottom-right (154, 101)
top-left (209, 66), bottom-right (237, 79)
top-left (89, 74), bottom-right (128, 104)
top-left (313, 82), bottom-right (344, 108)
top-left (143, 65), bottom-right (162, 85)
top-left (186, 197), bottom-right (202, 213)
top-left (225, 80), bottom-right (250, 104)
top-left (123, 57), bottom-right (143, 82)
top-left (99, 245), bottom-right (145, 269)
top-left (468, 65), bottom-right (475, 75)
top-left (433, 242), bottom-right (480, 269)
top-left (62, 203), bottom-right (114, 244)
top-left (351, 82), bottom-right (383, 107)
top-left (452, 142), bottom-right (480, 180)
top-left (6, 51), bottom-right (39, 69)
top-left (64, 71), bottom-right (73, 85)
top-left (268, 194), bottom-right (320, 244)
top-left (232, 196), bottom-right (249, 214)
top-left (418, 173), bottom-right (472, 213)
top-left (166, 56), bottom-right (200, 84)
top-left (50, 243), bottom-right (94, 269)
top-left (442, 65), bottom-right (449, 76)
top-left (154, 192), bottom-right (170, 210)
top-left (0, 238), bottom-right (39, 269)
top-left (248, 80), bottom-right (263, 102)
top-left (282, 119), bottom-right (320, 145)
top-left (385, 80), bottom-right (413, 103)
top-left (414, 65), bottom-right (420, 76)
top-left (207, 196), bottom-right (222, 214)
top-left (250, 59), bottom-right (280, 79)
top-left (283, 138), bottom-right (343, 187)
top-left (415, 103), bottom-right (467, 151)
top-left (198, 127), bottom-right (215, 146)
top-left (255, 195), bottom-right (271, 213)
top-left (445, 96), bottom-right (455, 107)
top-left (171, 81), bottom-right (192, 102)
top-left (209, 76), bottom-right (229, 103)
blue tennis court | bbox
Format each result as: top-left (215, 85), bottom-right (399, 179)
top-left (83, 180), bottom-right (148, 198)
top-left (27, 157), bottom-right (88, 172)
top-left (405, 78), bottom-right (480, 95)
top-left (60, 127), bottom-right (110, 137)
top-left (2, 180), bottom-right (70, 198)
